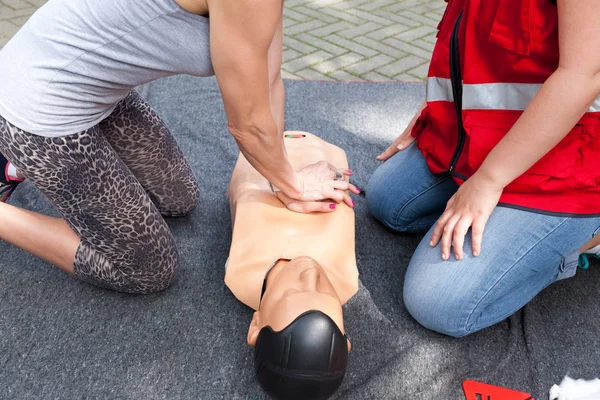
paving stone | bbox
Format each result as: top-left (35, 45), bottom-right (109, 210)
top-left (394, 25), bottom-right (437, 41)
top-left (283, 50), bottom-right (334, 73)
top-left (329, 70), bottom-right (360, 81)
top-left (353, 36), bottom-right (407, 58)
top-left (366, 24), bottom-right (410, 41)
top-left (0, 20), bottom-right (19, 38)
top-left (281, 70), bottom-right (302, 80)
top-left (295, 33), bottom-right (349, 56)
top-left (326, 35), bottom-right (378, 57)
top-left (294, 68), bottom-right (335, 81)
top-left (310, 21), bottom-right (354, 37)
top-left (284, 19), bottom-right (328, 36)
top-left (312, 52), bottom-right (364, 74)
top-left (1, 0), bottom-right (31, 9)
top-left (345, 54), bottom-right (395, 75)
top-left (412, 38), bottom-right (435, 52)
top-left (393, 73), bottom-right (423, 82)
top-left (23, 0), bottom-right (46, 7)
top-left (0, 6), bottom-right (35, 21)
top-left (362, 71), bottom-right (395, 82)
top-left (375, 55), bottom-right (426, 77)
top-left (382, 37), bottom-right (434, 59)
top-left (337, 22), bottom-right (382, 39)
top-left (403, 61), bottom-right (431, 80)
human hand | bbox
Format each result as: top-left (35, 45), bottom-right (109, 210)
top-left (376, 102), bottom-right (426, 161)
top-left (430, 173), bottom-right (503, 260)
top-left (276, 161), bottom-right (360, 213)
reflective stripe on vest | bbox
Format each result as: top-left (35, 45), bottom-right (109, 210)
top-left (427, 77), bottom-right (600, 112)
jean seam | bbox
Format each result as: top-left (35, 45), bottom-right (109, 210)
top-left (392, 176), bottom-right (453, 230)
top-left (462, 217), bottom-right (571, 334)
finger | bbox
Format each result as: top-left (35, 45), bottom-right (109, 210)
top-left (376, 144), bottom-right (400, 161)
top-left (471, 217), bottom-right (487, 257)
top-left (276, 192), bottom-right (336, 214)
top-left (323, 186), bottom-right (346, 203)
top-left (430, 209), bottom-right (454, 248)
top-left (441, 214), bottom-right (461, 261)
top-left (452, 217), bottom-right (472, 261)
top-left (396, 134), bottom-right (416, 152)
top-left (340, 168), bottom-right (353, 177)
top-left (331, 181), bottom-right (361, 195)
top-left (339, 191), bottom-right (354, 208)
top-left (292, 201), bottom-right (337, 214)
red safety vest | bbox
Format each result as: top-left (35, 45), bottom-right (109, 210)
top-left (415, 0), bottom-right (600, 215)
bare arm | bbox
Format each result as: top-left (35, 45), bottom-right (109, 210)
top-left (478, 0), bottom-right (600, 187)
top-left (207, 0), bottom-right (300, 197)
top-left (268, 18), bottom-right (285, 135)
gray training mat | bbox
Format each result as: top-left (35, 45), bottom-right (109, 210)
top-left (1, 75), bottom-right (599, 400)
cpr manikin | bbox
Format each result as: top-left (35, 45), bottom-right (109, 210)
top-left (225, 132), bottom-right (359, 400)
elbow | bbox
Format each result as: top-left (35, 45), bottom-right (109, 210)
top-left (555, 64), bottom-right (600, 91)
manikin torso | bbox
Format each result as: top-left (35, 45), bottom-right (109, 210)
top-left (225, 132), bottom-right (358, 310)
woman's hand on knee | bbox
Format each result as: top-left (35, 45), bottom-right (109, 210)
top-left (430, 172), bottom-right (503, 260)
top-left (377, 101), bottom-right (426, 161)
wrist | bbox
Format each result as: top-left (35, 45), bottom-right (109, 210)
top-left (270, 174), bottom-right (303, 199)
top-left (474, 166), bottom-right (507, 191)
top-left (285, 173), bottom-right (303, 199)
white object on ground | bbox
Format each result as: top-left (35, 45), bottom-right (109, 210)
top-left (549, 376), bottom-right (600, 400)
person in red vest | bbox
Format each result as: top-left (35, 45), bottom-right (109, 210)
top-left (367, 0), bottom-right (600, 337)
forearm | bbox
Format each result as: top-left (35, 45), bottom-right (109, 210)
top-left (478, 67), bottom-right (600, 187)
top-left (229, 114), bottom-right (301, 198)
top-left (270, 75), bottom-right (285, 136)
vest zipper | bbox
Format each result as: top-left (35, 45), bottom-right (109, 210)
top-left (448, 12), bottom-right (464, 174)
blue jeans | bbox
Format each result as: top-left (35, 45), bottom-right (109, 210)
top-left (366, 144), bottom-right (600, 338)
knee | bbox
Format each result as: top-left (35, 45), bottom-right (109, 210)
top-left (123, 239), bottom-right (180, 294)
top-left (75, 233), bottom-right (180, 294)
top-left (153, 178), bottom-right (200, 217)
top-left (366, 164), bottom-right (405, 231)
top-left (403, 272), bottom-right (473, 338)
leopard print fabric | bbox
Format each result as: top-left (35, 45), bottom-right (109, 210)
top-left (0, 90), bottom-right (199, 294)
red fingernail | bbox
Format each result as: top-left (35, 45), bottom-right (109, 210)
top-left (329, 204), bottom-right (336, 210)
top-left (347, 169), bottom-right (353, 174)
top-left (352, 200), bottom-right (355, 207)
top-left (356, 186), bottom-right (362, 193)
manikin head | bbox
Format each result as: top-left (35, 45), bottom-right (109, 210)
top-left (247, 256), bottom-right (350, 400)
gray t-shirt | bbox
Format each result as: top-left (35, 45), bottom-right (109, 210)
top-left (0, 0), bottom-right (214, 137)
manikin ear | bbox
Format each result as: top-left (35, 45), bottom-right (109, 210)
top-left (247, 311), bottom-right (261, 346)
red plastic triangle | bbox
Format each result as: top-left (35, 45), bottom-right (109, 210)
top-left (463, 380), bottom-right (534, 400)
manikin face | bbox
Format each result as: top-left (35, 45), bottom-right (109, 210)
top-left (247, 256), bottom-right (350, 350)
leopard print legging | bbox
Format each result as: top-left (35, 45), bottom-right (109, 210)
top-left (0, 90), bottom-right (199, 294)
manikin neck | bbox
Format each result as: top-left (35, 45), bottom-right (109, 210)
top-left (260, 259), bottom-right (291, 305)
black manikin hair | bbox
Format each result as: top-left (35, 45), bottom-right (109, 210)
top-left (254, 310), bottom-right (348, 400)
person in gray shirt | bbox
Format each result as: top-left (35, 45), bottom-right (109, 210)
top-left (0, 0), bottom-right (360, 293)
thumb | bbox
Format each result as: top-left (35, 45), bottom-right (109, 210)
top-left (396, 134), bottom-right (416, 152)
top-left (376, 144), bottom-right (399, 161)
